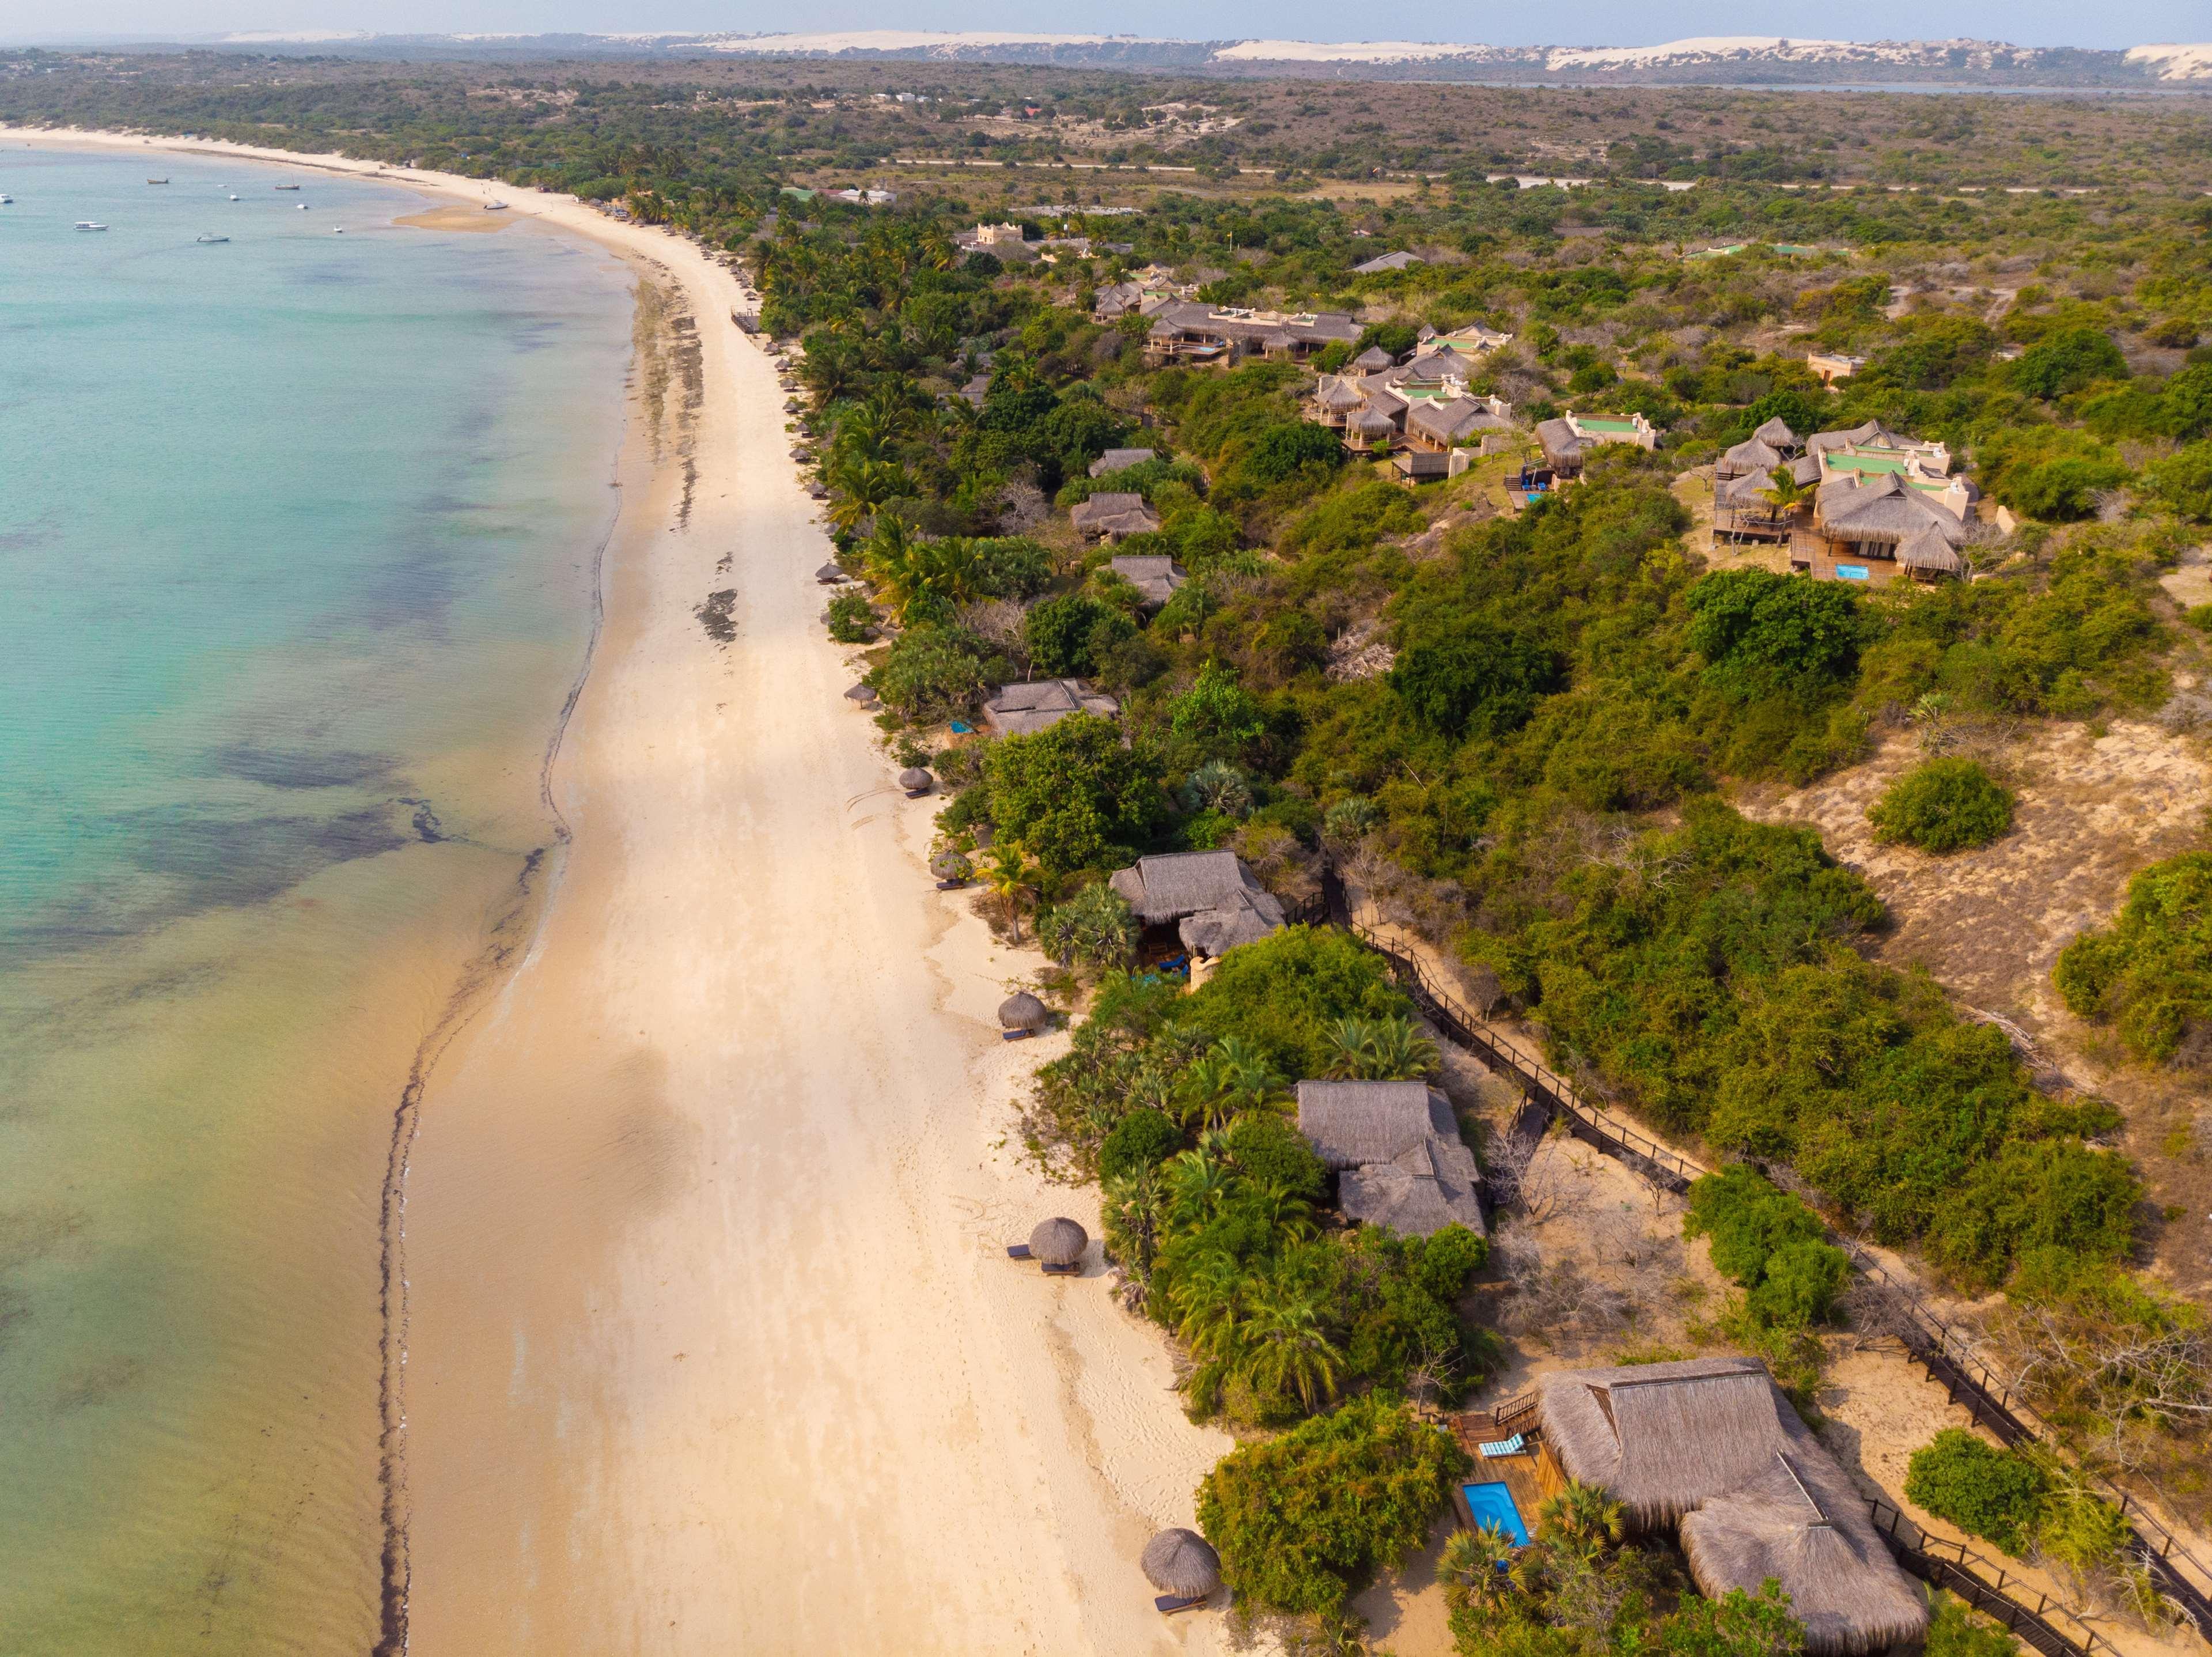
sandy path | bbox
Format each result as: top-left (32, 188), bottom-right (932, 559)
top-left (9, 127), bottom-right (1245, 1655)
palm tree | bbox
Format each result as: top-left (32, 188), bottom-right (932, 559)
top-left (1038, 882), bottom-right (1139, 974)
top-left (1162, 1148), bottom-right (1234, 1229)
top-left (1243, 1180), bottom-right (1317, 1245)
top-left (1239, 1279), bottom-right (1343, 1412)
top-left (1176, 1036), bottom-right (1286, 1130)
top-left (1438, 1523), bottom-right (1519, 1611)
top-left (1324, 1015), bottom-right (1441, 1081)
top-left (1535, 1482), bottom-right (1625, 1564)
top-left (1756, 463), bottom-right (1807, 520)
top-left (978, 842), bottom-right (1040, 940)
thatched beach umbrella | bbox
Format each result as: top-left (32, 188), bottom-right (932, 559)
top-left (844, 681), bottom-right (878, 706)
top-left (999, 991), bottom-right (1048, 1032)
top-left (816, 562), bottom-right (848, 584)
top-left (1028, 1217), bottom-right (1088, 1267)
top-left (1142, 1529), bottom-right (1221, 1599)
top-left (899, 767), bottom-right (933, 795)
top-left (930, 850), bottom-right (972, 883)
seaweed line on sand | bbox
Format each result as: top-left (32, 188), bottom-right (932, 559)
top-left (371, 364), bottom-right (633, 1657)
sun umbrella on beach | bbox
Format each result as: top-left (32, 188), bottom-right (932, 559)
top-left (899, 767), bottom-right (933, 795)
top-left (844, 682), bottom-right (878, 705)
top-left (931, 850), bottom-right (972, 883)
top-left (999, 991), bottom-right (1048, 1032)
top-left (1028, 1216), bottom-right (1087, 1268)
top-left (816, 562), bottom-right (848, 584)
top-left (1142, 1529), bottom-right (1221, 1600)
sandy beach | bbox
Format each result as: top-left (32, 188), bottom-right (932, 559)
top-left (7, 126), bottom-right (1249, 1654)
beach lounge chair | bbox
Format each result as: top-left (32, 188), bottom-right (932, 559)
top-left (1001, 1028), bottom-right (1033, 1042)
top-left (1005, 1243), bottom-right (1033, 1259)
top-left (1478, 1433), bottom-right (1527, 1458)
top-left (1154, 1594), bottom-right (1206, 1615)
top-left (1040, 1261), bottom-right (1082, 1277)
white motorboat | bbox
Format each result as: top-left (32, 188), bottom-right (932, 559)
top-left (273, 183), bottom-right (301, 191)
top-left (228, 193), bottom-right (239, 201)
top-left (332, 226), bottom-right (344, 234)
top-left (196, 233), bottom-right (229, 243)
top-left (0, 194), bottom-right (13, 204)
top-left (297, 203), bottom-right (309, 210)
top-left (74, 221), bottom-right (108, 231)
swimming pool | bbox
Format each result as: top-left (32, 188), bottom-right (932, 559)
top-left (1461, 1481), bottom-right (1530, 1548)
top-left (1834, 563), bottom-right (1871, 581)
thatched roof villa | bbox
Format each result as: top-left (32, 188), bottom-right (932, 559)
top-left (1070, 492), bottom-right (1162, 541)
top-left (1109, 554), bottom-right (1186, 610)
top-left (1090, 447), bottom-right (1161, 477)
top-left (1296, 1080), bottom-right (1484, 1238)
top-left (981, 679), bottom-right (1120, 737)
top-left (1308, 348), bottom-right (1517, 457)
top-left (1535, 1357), bottom-right (1927, 1656)
top-left (1108, 850), bottom-right (1286, 961)
top-left (1142, 301), bottom-right (1361, 366)
top-left (1537, 410), bottom-right (1658, 477)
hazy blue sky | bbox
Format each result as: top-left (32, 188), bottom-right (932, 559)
top-left (7, 1), bottom-right (2205, 50)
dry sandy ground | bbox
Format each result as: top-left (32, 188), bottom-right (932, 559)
top-left (12, 127), bottom-right (1248, 1656)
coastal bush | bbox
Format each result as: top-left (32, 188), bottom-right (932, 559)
top-left (1905, 1430), bottom-right (2047, 1557)
top-left (1866, 758), bottom-right (2015, 853)
top-left (1197, 1398), bottom-right (1464, 1615)
top-left (1099, 1107), bottom-right (1182, 1182)
top-left (1683, 1165), bottom-right (1848, 1331)
top-left (2142, 440), bottom-right (2212, 521)
top-left (1183, 926), bottom-right (1411, 1079)
top-left (2010, 326), bottom-right (2129, 400)
top-left (1024, 592), bottom-right (1135, 677)
top-left (968, 536), bottom-right (1055, 600)
top-left (1923, 1592), bottom-right (2025, 1657)
top-left (1036, 882), bottom-right (1141, 975)
top-left (825, 589), bottom-right (874, 642)
top-left (867, 625), bottom-right (991, 722)
top-left (982, 712), bottom-right (1169, 880)
top-left (2053, 850), bottom-right (2212, 1062)
top-left (1686, 567), bottom-right (1865, 698)
top-left (1390, 619), bottom-right (1564, 739)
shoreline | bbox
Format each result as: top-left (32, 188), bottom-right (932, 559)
top-left (8, 123), bottom-right (1250, 1653)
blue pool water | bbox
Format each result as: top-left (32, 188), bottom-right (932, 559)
top-left (1462, 1481), bottom-right (1531, 1546)
top-left (1835, 563), bottom-right (1872, 580)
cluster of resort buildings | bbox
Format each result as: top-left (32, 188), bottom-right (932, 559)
top-left (1713, 417), bottom-right (1976, 581)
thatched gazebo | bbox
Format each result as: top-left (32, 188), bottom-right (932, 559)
top-left (999, 991), bottom-right (1049, 1034)
top-left (899, 767), bottom-right (933, 796)
top-left (1348, 407), bottom-right (1397, 446)
top-left (1896, 524), bottom-right (1966, 580)
top-left (816, 562), bottom-right (849, 584)
top-left (1536, 1357), bottom-right (1927, 1656)
top-left (1316, 379), bottom-right (1366, 419)
top-left (1142, 1527), bottom-right (1221, 1613)
top-left (930, 849), bottom-right (972, 886)
top-left (844, 681), bottom-right (878, 706)
top-left (1028, 1217), bottom-right (1088, 1272)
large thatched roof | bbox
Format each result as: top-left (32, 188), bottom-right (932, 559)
top-left (1349, 407), bottom-right (1397, 440)
top-left (1751, 415), bottom-right (1801, 449)
top-left (1816, 473), bottom-right (1970, 548)
top-left (1296, 1082), bottom-right (1485, 1238)
top-left (1091, 447), bottom-right (1160, 476)
top-left (1143, 1528), bottom-right (1221, 1596)
top-left (1536, 417), bottom-right (1586, 466)
top-left (1070, 492), bottom-right (1162, 540)
top-left (1029, 1216), bottom-right (1088, 1266)
top-left (1537, 1358), bottom-right (1927, 1657)
top-left (1717, 436), bottom-right (1785, 479)
top-left (1179, 884), bottom-right (1287, 958)
top-left (983, 678), bottom-right (1120, 737)
top-left (1109, 554), bottom-right (1186, 608)
top-left (1110, 851), bottom-right (1257, 925)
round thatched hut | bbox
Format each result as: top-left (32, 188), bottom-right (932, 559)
top-left (998, 991), bottom-right (1048, 1032)
top-left (843, 681), bottom-right (878, 706)
top-left (816, 562), bottom-right (848, 584)
top-left (1028, 1217), bottom-right (1088, 1268)
top-left (899, 767), bottom-right (933, 795)
top-left (931, 850), bottom-right (972, 883)
top-left (1349, 407), bottom-right (1396, 444)
top-left (1141, 1528), bottom-right (1221, 1599)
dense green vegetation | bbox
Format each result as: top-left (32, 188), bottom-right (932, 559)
top-left (1904, 1427), bottom-right (2133, 1572)
top-left (2054, 851), bottom-right (2212, 1062)
top-left (1866, 757), bottom-right (2016, 853)
top-left (1683, 1167), bottom-right (1850, 1383)
top-left (1197, 1397), bottom-right (1465, 1617)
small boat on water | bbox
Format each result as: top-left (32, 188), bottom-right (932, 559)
top-left (196, 233), bottom-right (229, 243)
top-left (273, 183), bottom-right (301, 191)
top-left (147, 177), bottom-right (169, 184)
top-left (0, 193), bottom-right (13, 204)
top-left (483, 201), bottom-right (507, 211)
top-left (332, 226), bottom-right (344, 234)
top-left (297, 203), bottom-right (309, 210)
top-left (74, 221), bottom-right (108, 231)
top-left (228, 193), bottom-right (240, 201)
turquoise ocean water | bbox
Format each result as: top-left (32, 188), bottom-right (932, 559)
top-left (0, 146), bottom-right (631, 1650)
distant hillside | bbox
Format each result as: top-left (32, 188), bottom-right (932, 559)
top-left (191, 31), bottom-right (2212, 87)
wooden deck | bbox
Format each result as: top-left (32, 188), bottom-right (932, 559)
top-left (1448, 1415), bottom-right (1567, 1534)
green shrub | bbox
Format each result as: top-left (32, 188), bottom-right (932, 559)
top-left (1905, 1430), bottom-right (2047, 1556)
top-left (1683, 1165), bottom-right (1849, 1330)
top-left (1866, 759), bottom-right (2014, 853)
top-left (1686, 568), bottom-right (1865, 696)
top-left (982, 712), bottom-right (1169, 879)
top-left (2010, 326), bottom-right (2129, 400)
top-left (1224, 1111), bottom-right (1328, 1202)
top-left (868, 625), bottom-right (989, 721)
top-left (1099, 1106), bottom-right (1182, 1182)
top-left (1185, 926), bottom-right (1411, 1077)
top-left (1025, 592), bottom-right (1135, 676)
top-left (825, 589), bottom-right (874, 642)
top-left (1391, 621), bottom-right (1565, 739)
top-left (2142, 440), bottom-right (2212, 522)
top-left (1923, 1591), bottom-right (2026, 1657)
top-left (1196, 1397), bottom-right (1465, 1614)
top-left (2053, 850), bottom-right (2212, 1061)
